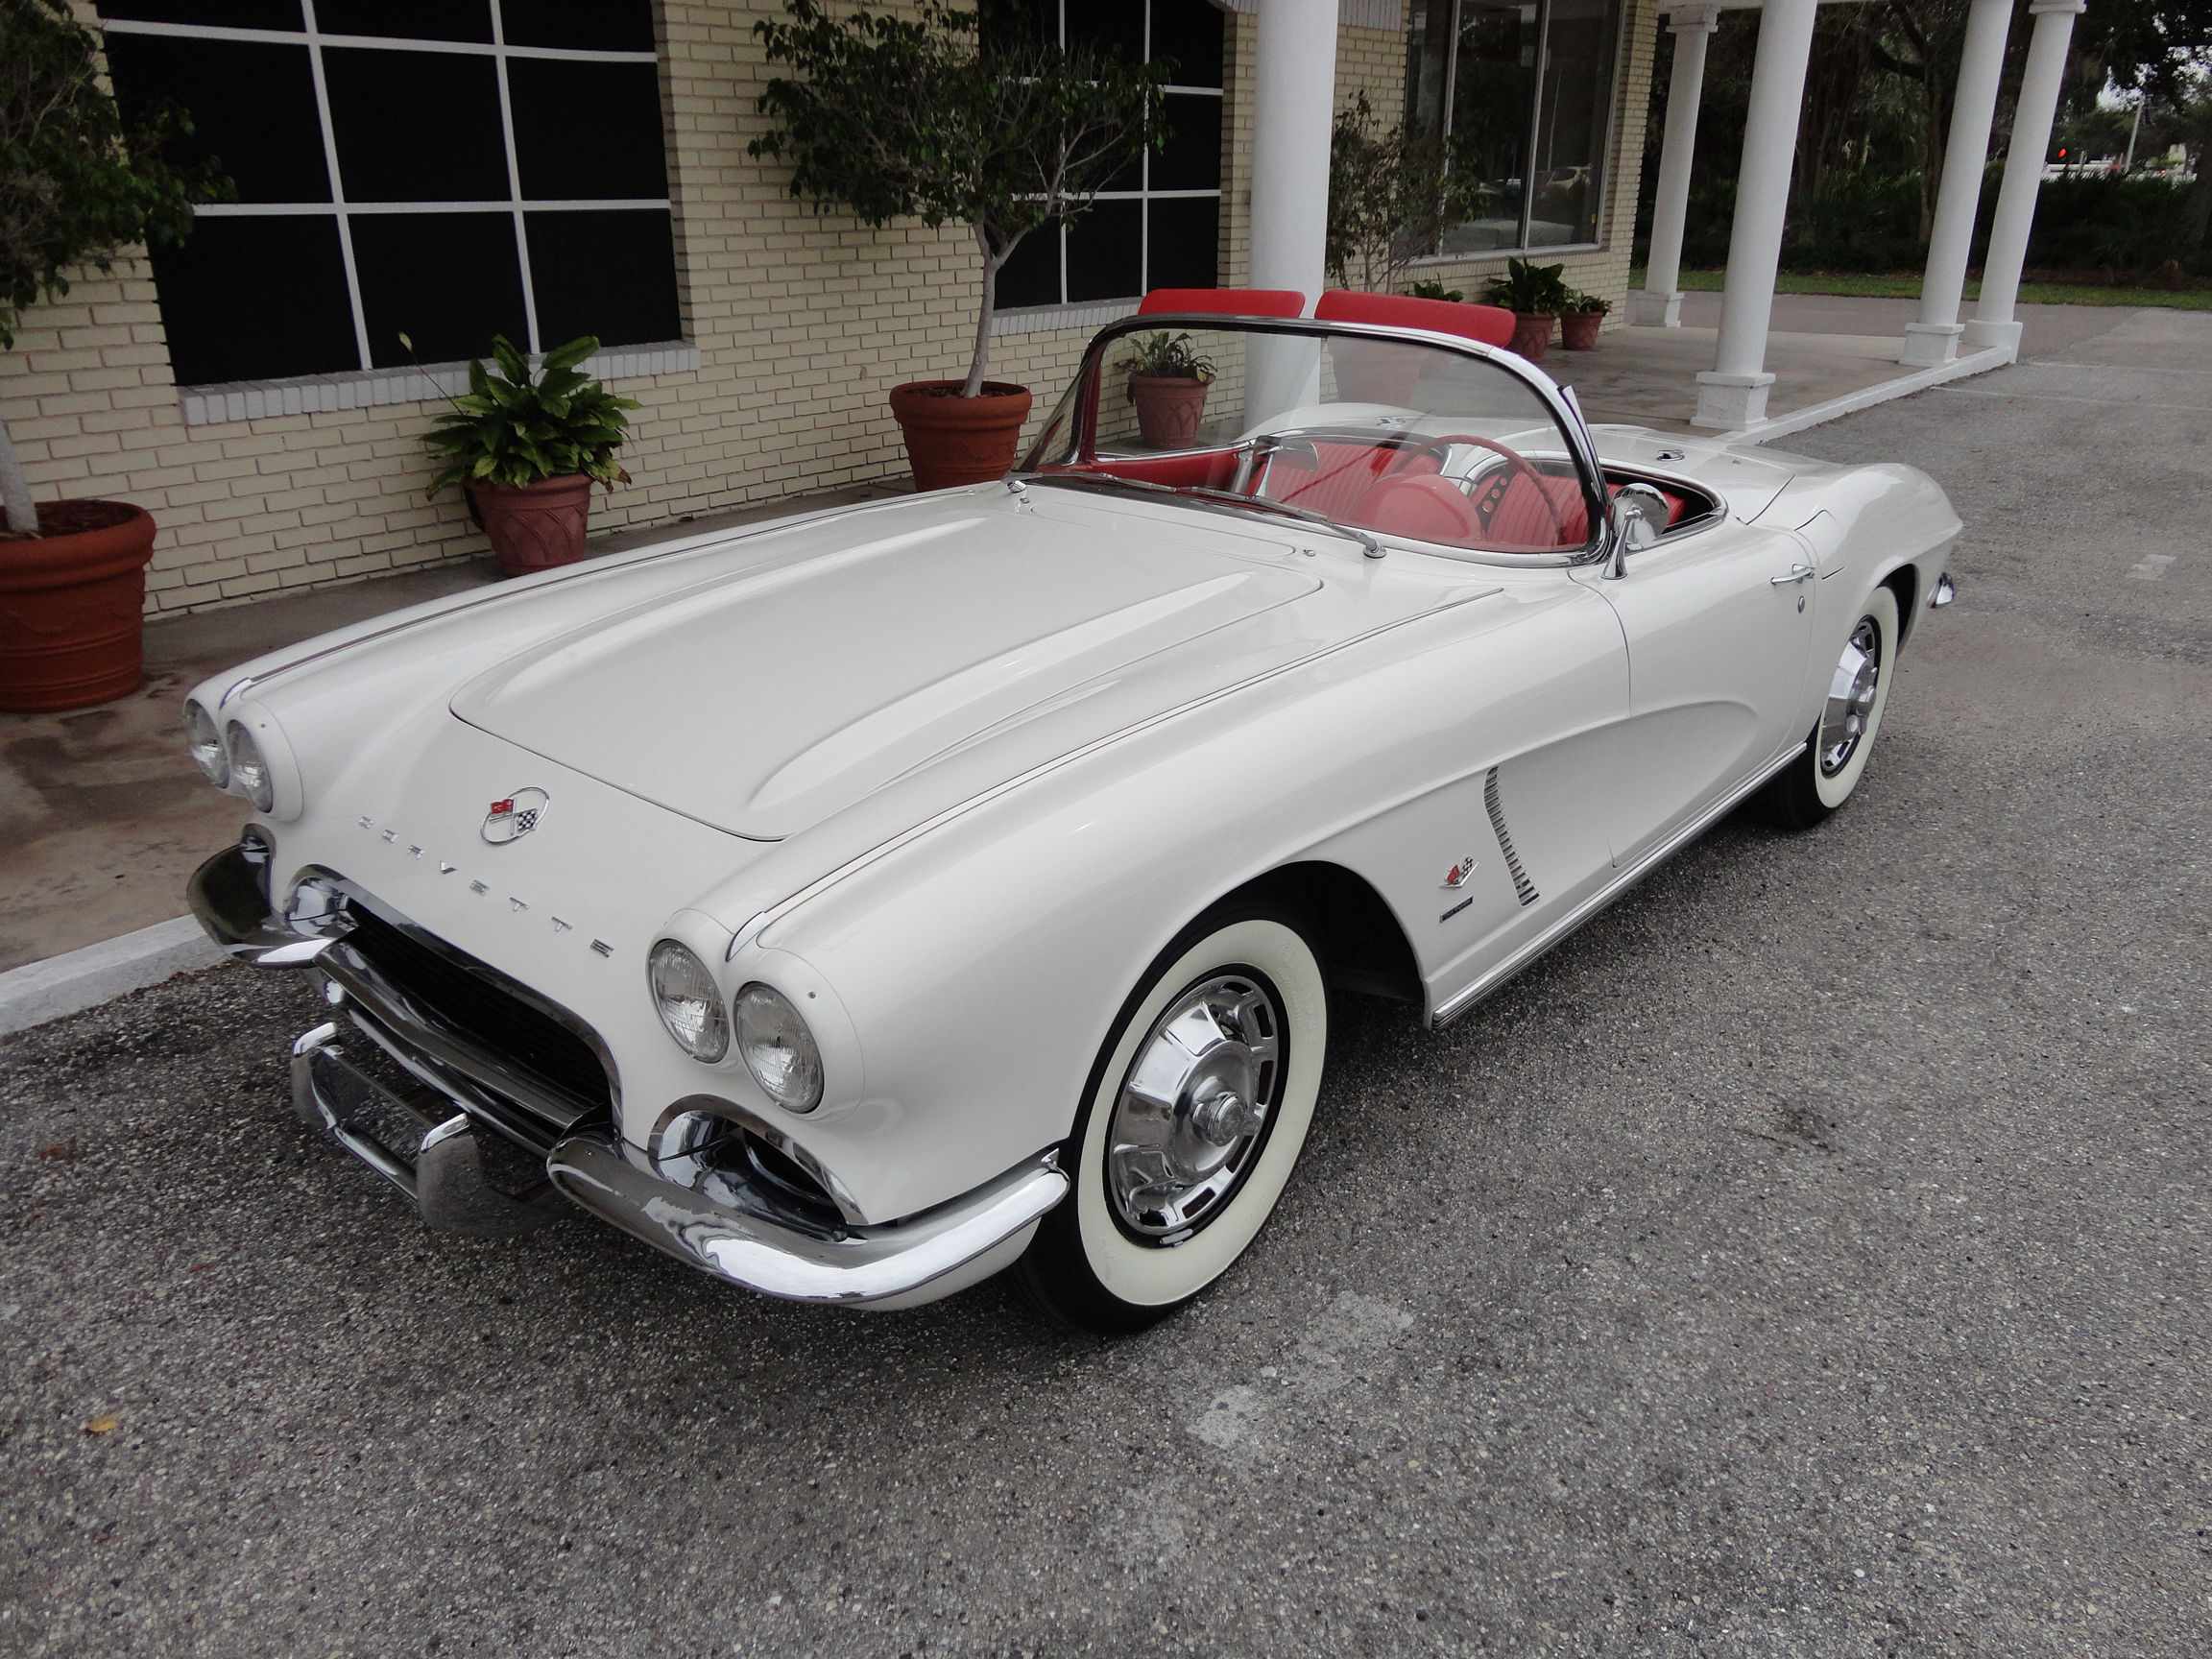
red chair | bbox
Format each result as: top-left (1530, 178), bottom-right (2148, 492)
top-left (1137, 287), bottom-right (1308, 319)
top-left (1313, 289), bottom-right (1514, 348)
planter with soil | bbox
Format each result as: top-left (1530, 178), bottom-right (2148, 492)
top-left (467, 472), bottom-right (595, 577)
top-left (1559, 310), bottom-right (1604, 350)
top-left (888, 381), bottom-right (1034, 491)
top-left (0, 500), bottom-right (158, 712)
top-left (1126, 374), bottom-right (1214, 447)
top-left (1508, 312), bottom-right (1556, 361)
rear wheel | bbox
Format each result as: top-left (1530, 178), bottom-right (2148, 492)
top-left (1017, 907), bottom-right (1328, 1334)
top-left (1757, 584), bottom-right (1900, 830)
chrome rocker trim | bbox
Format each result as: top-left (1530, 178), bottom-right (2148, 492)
top-left (546, 1132), bottom-right (1070, 1306)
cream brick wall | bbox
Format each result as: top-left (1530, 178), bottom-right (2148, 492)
top-left (0, 0), bottom-right (1656, 618)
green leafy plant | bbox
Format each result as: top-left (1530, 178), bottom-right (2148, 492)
top-left (750, 1), bottom-right (1170, 397)
top-left (1406, 279), bottom-right (1465, 302)
top-left (1563, 289), bottom-right (1611, 316)
top-left (1483, 257), bottom-right (1572, 315)
top-left (1, 0), bottom-right (228, 535)
top-left (1120, 330), bottom-right (1217, 387)
top-left (419, 335), bottom-right (639, 495)
top-left (1328, 90), bottom-right (1488, 293)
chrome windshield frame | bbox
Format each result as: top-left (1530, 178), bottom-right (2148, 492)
top-left (1025, 311), bottom-right (1615, 565)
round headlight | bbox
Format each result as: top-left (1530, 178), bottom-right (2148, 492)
top-left (185, 702), bottom-right (228, 788)
top-left (735, 983), bottom-right (824, 1112)
top-left (225, 720), bottom-right (274, 812)
top-left (648, 940), bottom-right (730, 1062)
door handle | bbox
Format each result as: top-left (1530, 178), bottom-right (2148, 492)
top-left (1770, 563), bottom-right (1815, 587)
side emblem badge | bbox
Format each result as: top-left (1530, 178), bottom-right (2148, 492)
top-left (482, 786), bottom-right (550, 845)
top-left (1441, 854), bottom-right (1479, 891)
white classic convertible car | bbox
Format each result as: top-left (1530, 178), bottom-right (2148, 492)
top-left (186, 309), bottom-right (1959, 1332)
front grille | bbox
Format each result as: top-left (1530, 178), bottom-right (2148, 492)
top-left (340, 904), bottom-right (613, 1115)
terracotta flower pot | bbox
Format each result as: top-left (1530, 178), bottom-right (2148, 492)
top-left (0, 500), bottom-right (158, 712)
top-left (1127, 374), bottom-right (1214, 447)
top-left (1509, 312), bottom-right (1555, 361)
top-left (887, 381), bottom-right (1034, 492)
top-left (1330, 340), bottom-right (1428, 406)
top-left (467, 473), bottom-right (594, 577)
top-left (1559, 310), bottom-right (1605, 351)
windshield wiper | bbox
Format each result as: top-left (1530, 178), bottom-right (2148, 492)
top-left (1012, 470), bottom-right (1384, 560)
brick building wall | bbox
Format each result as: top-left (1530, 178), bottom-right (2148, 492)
top-left (0, 1), bottom-right (1656, 620)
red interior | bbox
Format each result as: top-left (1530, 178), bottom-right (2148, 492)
top-left (1137, 288), bottom-right (1309, 319)
top-left (1048, 441), bottom-right (1693, 555)
top-left (1314, 289), bottom-right (1516, 348)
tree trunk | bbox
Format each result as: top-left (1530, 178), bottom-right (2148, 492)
top-left (0, 410), bottom-right (37, 536)
top-left (963, 228), bottom-right (1015, 398)
top-left (2186, 117), bottom-right (2212, 252)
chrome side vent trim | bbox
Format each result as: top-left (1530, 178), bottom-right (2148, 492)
top-left (1483, 765), bottom-right (1539, 907)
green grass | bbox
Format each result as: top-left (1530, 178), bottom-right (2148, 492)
top-left (1627, 268), bottom-right (2212, 310)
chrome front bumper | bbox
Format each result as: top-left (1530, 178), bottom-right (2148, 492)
top-left (194, 838), bottom-right (1070, 1306)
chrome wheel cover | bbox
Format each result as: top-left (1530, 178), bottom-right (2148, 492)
top-left (1818, 614), bottom-right (1884, 778)
top-left (1104, 971), bottom-right (1285, 1245)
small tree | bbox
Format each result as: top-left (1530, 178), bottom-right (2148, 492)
top-left (749, 1), bottom-right (1170, 397)
top-left (1327, 91), bottom-right (1481, 294)
top-left (1, 0), bottom-right (226, 535)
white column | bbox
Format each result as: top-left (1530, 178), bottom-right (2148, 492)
top-left (1633, 5), bottom-right (1721, 328)
top-left (1248, 0), bottom-right (1337, 309)
top-left (1900, 0), bottom-right (2014, 366)
top-left (1694, 0), bottom-right (1818, 429)
top-left (1965, 0), bottom-right (2086, 359)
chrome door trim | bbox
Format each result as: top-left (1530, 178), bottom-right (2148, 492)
top-left (1431, 740), bottom-right (1806, 1028)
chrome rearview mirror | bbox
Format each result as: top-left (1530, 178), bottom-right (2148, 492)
top-left (1602, 483), bottom-right (1669, 579)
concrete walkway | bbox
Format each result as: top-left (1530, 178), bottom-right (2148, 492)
top-left (1563, 293), bottom-right (2131, 432)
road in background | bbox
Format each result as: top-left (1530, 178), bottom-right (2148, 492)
top-left (3, 312), bottom-right (2206, 1658)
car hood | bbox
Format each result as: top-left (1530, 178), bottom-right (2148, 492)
top-left (448, 495), bottom-right (1330, 839)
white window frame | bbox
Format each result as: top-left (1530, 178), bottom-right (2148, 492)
top-left (101, 2), bottom-right (676, 381)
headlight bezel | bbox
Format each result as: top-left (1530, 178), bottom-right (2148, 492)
top-left (735, 982), bottom-right (826, 1113)
top-left (224, 719), bottom-right (276, 812)
top-left (647, 939), bottom-right (732, 1064)
top-left (185, 700), bottom-right (228, 788)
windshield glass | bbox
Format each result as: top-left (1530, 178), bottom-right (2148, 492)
top-left (1019, 321), bottom-right (1596, 555)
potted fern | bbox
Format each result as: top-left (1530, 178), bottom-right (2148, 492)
top-left (1483, 258), bottom-right (1572, 362)
top-left (419, 335), bottom-right (637, 577)
top-left (751, 1), bottom-right (1168, 490)
top-left (1121, 331), bottom-right (1218, 448)
top-left (0, 0), bottom-right (225, 711)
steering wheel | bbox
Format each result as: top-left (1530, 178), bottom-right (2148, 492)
top-left (1377, 431), bottom-right (1567, 542)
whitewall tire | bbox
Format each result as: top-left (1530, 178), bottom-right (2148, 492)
top-left (1018, 907), bottom-right (1328, 1333)
top-left (1758, 584), bottom-right (1900, 830)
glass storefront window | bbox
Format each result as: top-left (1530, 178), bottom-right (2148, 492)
top-left (1405, 0), bottom-right (1622, 258)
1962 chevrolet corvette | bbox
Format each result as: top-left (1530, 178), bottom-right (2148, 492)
top-left (185, 312), bottom-right (1959, 1331)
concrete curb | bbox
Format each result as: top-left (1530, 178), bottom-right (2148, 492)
top-left (0, 917), bottom-right (228, 1039)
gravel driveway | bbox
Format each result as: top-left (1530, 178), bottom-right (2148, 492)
top-left (3, 310), bottom-right (2206, 1658)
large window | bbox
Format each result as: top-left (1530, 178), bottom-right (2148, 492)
top-left (988, 0), bottom-right (1225, 311)
top-left (1406, 0), bottom-right (1622, 255)
top-left (97, 1), bottom-right (681, 388)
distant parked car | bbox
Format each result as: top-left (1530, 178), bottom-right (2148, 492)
top-left (186, 310), bottom-right (1959, 1331)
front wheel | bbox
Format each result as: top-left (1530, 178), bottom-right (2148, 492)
top-left (1757, 584), bottom-right (1901, 830)
top-left (1017, 907), bottom-right (1328, 1334)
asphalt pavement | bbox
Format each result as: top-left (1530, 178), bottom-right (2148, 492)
top-left (3, 310), bottom-right (2206, 1658)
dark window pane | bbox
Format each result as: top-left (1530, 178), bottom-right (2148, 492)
top-left (994, 224), bottom-right (1061, 309)
top-left (349, 212), bottom-right (527, 366)
top-left (523, 210), bottom-right (680, 349)
top-left (98, 2), bottom-right (301, 27)
top-left (1441, 2), bottom-right (1538, 252)
top-left (1067, 0), bottom-right (1142, 60)
top-left (1144, 196), bottom-right (1218, 292)
top-left (1152, 93), bottom-right (1221, 190)
top-left (1066, 199), bottom-right (1141, 301)
top-left (314, 1), bottom-right (492, 43)
top-left (103, 36), bottom-right (328, 203)
top-left (977, 0), bottom-right (1051, 52)
top-left (508, 61), bottom-right (666, 200)
top-left (498, 0), bottom-right (654, 52)
top-left (149, 215), bottom-right (355, 382)
top-left (1148, 0), bottom-right (1224, 87)
top-left (324, 48), bottom-right (507, 202)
